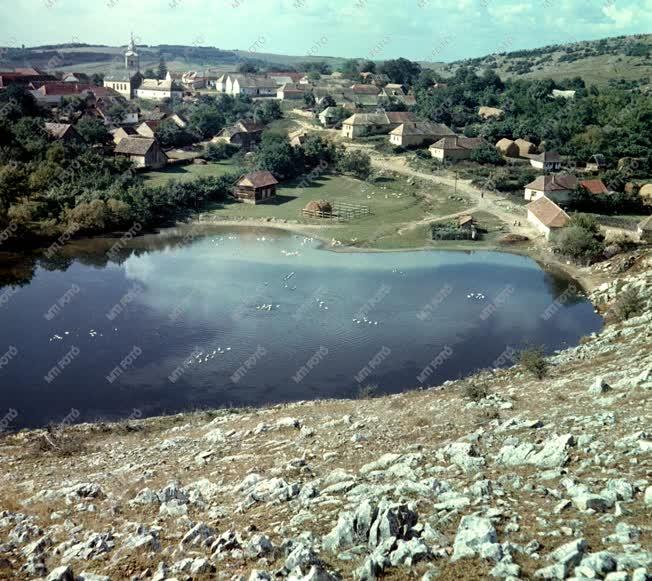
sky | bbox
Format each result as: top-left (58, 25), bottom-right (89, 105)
top-left (1, 0), bottom-right (651, 63)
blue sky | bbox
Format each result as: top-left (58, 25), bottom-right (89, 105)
top-left (1, 0), bottom-right (651, 62)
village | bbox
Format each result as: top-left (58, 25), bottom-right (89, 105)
top-left (1, 14), bottom-right (652, 581)
top-left (0, 36), bottom-right (651, 268)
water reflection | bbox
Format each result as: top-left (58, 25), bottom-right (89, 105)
top-left (0, 225), bottom-right (602, 429)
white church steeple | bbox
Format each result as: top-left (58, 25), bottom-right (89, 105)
top-left (125, 33), bottom-right (140, 73)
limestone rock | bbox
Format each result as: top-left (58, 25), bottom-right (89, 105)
top-left (451, 515), bottom-right (500, 561)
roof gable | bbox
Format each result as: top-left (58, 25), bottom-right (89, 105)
top-left (526, 196), bottom-right (570, 228)
top-left (238, 170), bottom-right (278, 188)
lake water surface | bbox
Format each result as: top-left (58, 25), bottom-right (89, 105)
top-left (0, 226), bottom-right (602, 428)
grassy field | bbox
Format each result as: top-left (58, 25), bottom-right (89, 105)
top-left (143, 160), bottom-right (243, 187)
top-left (203, 172), bottom-right (474, 249)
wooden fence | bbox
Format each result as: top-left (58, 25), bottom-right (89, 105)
top-left (302, 201), bottom-right (371, 222)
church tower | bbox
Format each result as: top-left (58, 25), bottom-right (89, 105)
top-left (125, 33), bottom-right (140, 73)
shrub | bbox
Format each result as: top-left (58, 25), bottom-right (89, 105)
top-left (464, 383), bottom-right (488, 401)
top-left (33, 427), bottom-right (86, 457)
top-left (205, 142), bottom-right (238, 161)
top-left (470, 143), bottom-right (505, 165)
top-left (553, 223), bottom-right (605, 264)
top-left (611, 287), bottom-right (644, 321)
top-left (337, 150), bottom-right (371, 180)
top-left (357, 384), bottom-right (378, 399)
top-left (474, 408), bottom-right (500, 425)
top-left (519, 346), bottom-right (548, 379)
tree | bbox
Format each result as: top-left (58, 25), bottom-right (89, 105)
top-left (339, 59), bottom-right (360, 78)
top-left (106, 103), bottom-right (127, 124)
top-left (254, 132), bottom-right (299, 179)
top-left (553, 218), bottom-right (605, 264)
top-left (359, 60), bottom-right (376, 73)
top-left (470, 143), bottom-right (505, 165)
top-left (91, 73), bottom-right (104, 86)
top-left (0, 85), bottom-right (41, 120)
top-left (158, 56), bottom-right (168, 80)
top-left (189, 105), bottom-right (225, 139)
top-left (379, 58), bottom-right (422, 85)
top-left (155, 119), bottom-right (194, 148)
top-left (307, 71), bottom-right (321, 82)
top-left (337, 150), bottom-right (371, 179)
top-left (0, 163), bottom-right (29, 209)
top-left (317, 94), bottom-right (336, 112)
top-left (12, 117), bottom-right (49, 156)
top-left (301, 134), bottom-right (338, 166)
top-left (63, 199), bottom-right (109, 233)
top-left (253, 100), bottom-right (282, 124)
top-left (144, 68), bottom-right (157, 79)
top-left (75, 118), bottom-right (110, 145)
top-left (303, 91), bottom-right (316, 108)
top-left (237, 62), bottom-right (259, 74)
top-left (205, 142), bottom-right (239, 161)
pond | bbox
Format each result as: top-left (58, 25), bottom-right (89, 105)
top-left (0, 225), bottom-right (602, 429)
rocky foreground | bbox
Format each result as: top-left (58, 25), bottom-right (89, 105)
top-left (0, 254), bottom-right (650, 581)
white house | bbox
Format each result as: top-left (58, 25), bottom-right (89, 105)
top-left (225, 75), bottom-right (277, 97)
top-left (215, 74), bottom-right (227, 93)
top-left (277, 84), bottom-right (305, 100)
top-left (526, 196), bottom-right (570, 240)
top-left (341, 111), bottom-right (416, 139)
top-left (388, 121), bottom-right (455, 148)
top-left (134, 72), bottom-right (183, 101)
top-left (524, 175), bottom-right (577, 203)
top-left (530, 151), bottom-right (562, 172)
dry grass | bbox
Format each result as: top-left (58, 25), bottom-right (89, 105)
top-left (464, 383), bottom-right (489, 402)
top-left (0, 294), bottom-right (648, 581)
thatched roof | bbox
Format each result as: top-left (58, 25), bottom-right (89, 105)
top-left (44, 122), bottom-right (77, 140)
top-left (115, 137), bottom-right (158, 156)
top-left (237, 171), bottom-right (278, 189)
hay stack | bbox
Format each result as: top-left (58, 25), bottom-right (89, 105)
top-left (304, 200), bottom-right (333, 216)
top-left (496, 138), bottom-right (519, 157)
top-left (515, 138), bottom-right (537, 157)
top-left (639, 184), bottom-right (652, 206)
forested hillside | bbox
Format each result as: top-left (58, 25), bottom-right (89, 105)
top-left (430, 34), bottom-right (652, 88)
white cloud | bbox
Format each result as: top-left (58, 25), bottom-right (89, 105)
top-left (602, 3), bottom-right (635, 28)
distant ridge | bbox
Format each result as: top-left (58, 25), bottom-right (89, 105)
top-left (1, 33), bottom-right (650, 87)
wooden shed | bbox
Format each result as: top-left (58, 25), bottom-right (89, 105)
top-left (234, 171), bottom-right (278, 204)
top-left (496, 138), bottom-right (519, 157)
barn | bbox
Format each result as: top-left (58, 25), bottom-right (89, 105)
top-left (234, 171), bottom-right (279, 204)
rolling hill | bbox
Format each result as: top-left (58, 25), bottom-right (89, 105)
top-left (0, 34), bottom-right (650, 88)
top-left (429, 33), bottom-right (652, 88)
